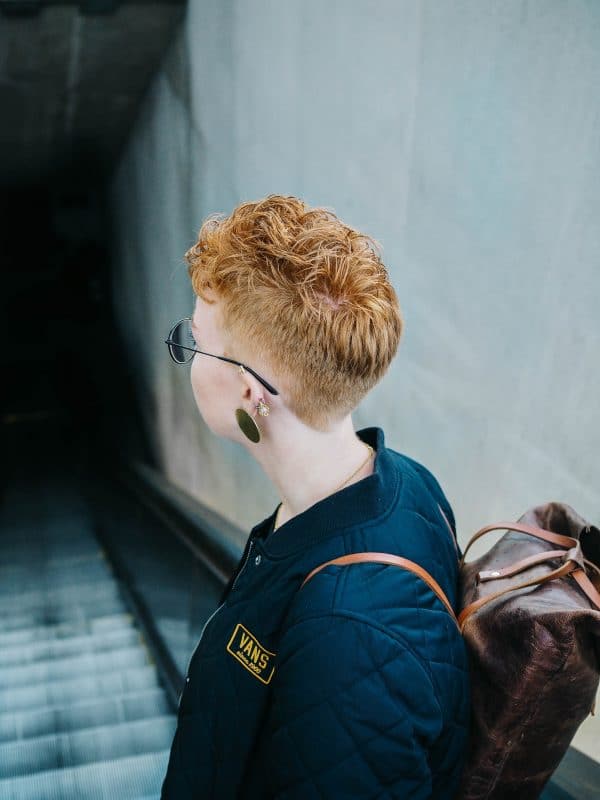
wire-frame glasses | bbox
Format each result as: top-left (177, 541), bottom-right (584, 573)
top-left (164, 317), bottom-right (279, 396)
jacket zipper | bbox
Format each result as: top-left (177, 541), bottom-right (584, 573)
top-left (230, 537), bottom-right (256, 592)
top-left (181, 538), bottom-right (256, 693)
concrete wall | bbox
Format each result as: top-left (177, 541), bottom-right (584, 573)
top-left (109, 1), bottom-right (599, 758)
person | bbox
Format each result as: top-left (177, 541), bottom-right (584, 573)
top-left (160, 195), bottom-right (470, 799)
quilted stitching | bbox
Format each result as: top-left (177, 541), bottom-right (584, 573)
top-left (162, 430), bottom-right (471, 799)
top-left (273, 617), bottom-right (418, 724)
top-left (255, 611), bottom-right (462, 799)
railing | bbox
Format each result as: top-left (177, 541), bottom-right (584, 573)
top-left (86, 458), bottom-right (243, 712)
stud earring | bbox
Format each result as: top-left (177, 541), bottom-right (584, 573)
top-left (235, 367), bottom-right (270, 442)
top-left (256, 398), bottom-right (270, 417)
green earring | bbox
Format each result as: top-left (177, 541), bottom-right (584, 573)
top-left (236, 408), bottom-right (261, 443)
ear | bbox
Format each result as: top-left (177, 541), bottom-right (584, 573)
top-left (237, 365), bottom-right (269, 412)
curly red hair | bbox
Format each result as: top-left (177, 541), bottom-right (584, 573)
top-left (185, 194), bottom-right (403, 430)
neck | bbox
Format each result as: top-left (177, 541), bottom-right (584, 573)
top-left (244, 414), bottom-right (375, 526)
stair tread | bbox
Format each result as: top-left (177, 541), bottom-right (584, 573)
top-left (0, 687), bottom-right (170, 743)
top-left (0, 644), bottom-right (150, 689)
top-left (0, 747), bottom-right (171, 799)
top-left (0, 551), bottom-right (106, 576)
top-left (0, 613), bottom-right (134, 648)
top-left (0, 714), bottom-right (176, 778)
top-left (0, 579), bottom-right (121, 613)
top-left (0, 598), bottom-right (129, 633)
top-left (0, 626), bottom-right (141, 668)
top-left (0, 563), bottom-right (113, 592)
top-left (0, 663), bottom-right (159, 714)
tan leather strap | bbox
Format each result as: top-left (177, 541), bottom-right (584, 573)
top-left (572, 568), bottom-right (600, 611)
top-left (458, 522), bottom-right (600, 631)
top-left (459, 522), bottom-right (577, 568)
top-left (300, 552), bottom-right (459, 629)
top-left (458, 559), bottom-right (586, 632)
top-left (300, 530), bottom-right (600, 639)
top-left (477, 543), bottom-right (584, 582)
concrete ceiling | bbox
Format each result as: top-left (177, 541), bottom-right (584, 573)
top-left (0, 0), bottom-right (185, 188)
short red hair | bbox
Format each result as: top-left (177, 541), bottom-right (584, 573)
top-left (185, 194), bottom-right (403, 430)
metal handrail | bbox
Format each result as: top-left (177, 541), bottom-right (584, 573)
top-left (119, 459), bottom-right (244, 584)
top-left (91, 459), bottom-right (245, 712)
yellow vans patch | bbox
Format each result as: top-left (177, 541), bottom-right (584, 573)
top-left (226, 623), bottom-right (276, 685)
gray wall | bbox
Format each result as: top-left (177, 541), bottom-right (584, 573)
top-left (109, 1), bottom-right (599, 757)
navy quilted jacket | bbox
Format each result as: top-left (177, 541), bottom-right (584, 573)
top-left (161, 426), bottom-right (471, 799)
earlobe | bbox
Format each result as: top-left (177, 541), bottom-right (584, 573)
top-left (236, 366), bottom-right (270, 440)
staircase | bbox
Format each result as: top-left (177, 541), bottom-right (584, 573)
top-left (0, 468), bottom-right (175, 799)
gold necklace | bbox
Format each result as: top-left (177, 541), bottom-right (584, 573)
top-left (273, 442), bottom-right (374, 531)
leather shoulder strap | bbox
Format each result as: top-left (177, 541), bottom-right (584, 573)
top-left (300, 551), bottom-right (459, 629)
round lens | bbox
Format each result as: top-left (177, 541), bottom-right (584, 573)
top-left (168, 319), bottom-right (195, 363)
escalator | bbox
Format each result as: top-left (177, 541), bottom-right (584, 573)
top-left (0, 440), bottom-right (175, 798)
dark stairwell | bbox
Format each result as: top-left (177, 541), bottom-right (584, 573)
top-left (0, 4), bottom-right (188, 789)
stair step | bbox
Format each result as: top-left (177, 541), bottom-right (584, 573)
top-left (0, 568), bottom-right (115, 598)
top-left (0, 539), bottom-right (99, 557)
top-left (0, 644), bottom-right (150, 691)
top-left (2, 524), bottom-right (98, 544)
top-left (0, 613), bottom-right (134, 649)
top-left (0, 540), bottom-right (100, 563)
top-left (0, 579), bottom-right (121, 615)
top-left (0, 714), bottom-right (176, 778)
top-left (0, 747), bottom-right (170, 799)
top-left (0, 550), bottom-right (106, 578)
top-left (0, 558), bottom-right (114, 596)
top-left (0, 626), bottom-right (141, 668)
top-left (0, 594), bottom-right (127, 633)
top-left (0, 687), bottom-right (170, 743)
top-left (0, 664), bottom-right (159, 714)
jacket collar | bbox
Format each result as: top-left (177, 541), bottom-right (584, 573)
top-left (254, 426), bottom-right (400, 559)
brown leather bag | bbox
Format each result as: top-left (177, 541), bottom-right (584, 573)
top-left (300, 501), bottom-right (600, 799)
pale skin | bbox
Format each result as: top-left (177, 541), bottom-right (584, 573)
top-left (189, 291), bottom-right (375, 528)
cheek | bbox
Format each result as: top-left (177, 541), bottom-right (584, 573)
top-left (190, 356), bottom-right (233, 418)
top-left (190, 355), bottom-right (209, 409)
